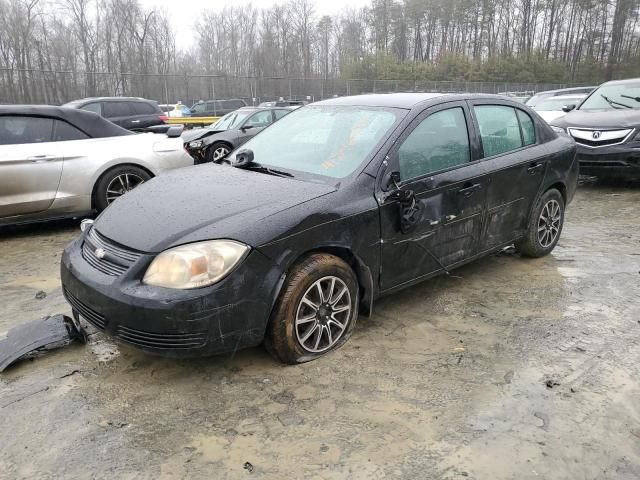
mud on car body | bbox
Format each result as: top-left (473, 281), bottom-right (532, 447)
top-left (61, 93), bottom-right (578, 364)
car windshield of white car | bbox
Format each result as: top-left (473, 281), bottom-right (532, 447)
top-left (233, 105), bottom-right (404, 179)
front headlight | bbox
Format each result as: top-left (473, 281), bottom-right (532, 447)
top-left (143, 240), bottom-right (250, 289)
top-left (550, 126), bottom-right (566, 134)
top-left (188, 140), bottom-right (204, 149)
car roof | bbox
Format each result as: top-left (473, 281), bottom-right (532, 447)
top-left (64, 97), bottom-right (154, 105)
top-left (315, 93), bottom-right (522, 109)
top-left (0, 105), bottom-right (131, 138)
top-left (532, 87), bottom-right (596, 97)
top-left (602, 78), bottom-right (640, 86)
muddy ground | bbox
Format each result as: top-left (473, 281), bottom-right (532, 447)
top-left (0, 180), bottom-right (639, 480)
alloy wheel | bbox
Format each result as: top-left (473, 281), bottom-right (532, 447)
top-left (212, 146), bottom-right (230, 161)
top-left (295, 276), bottom-right (352, 353)
top-left (106, 173), bottom-right (145, 204)
top-left (537, 199), bottom-right (561, 248)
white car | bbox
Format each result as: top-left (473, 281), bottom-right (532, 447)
top-left (0, 106), bottom-right (194, 226)
top-left (530, 94), bottom-right (587, 123)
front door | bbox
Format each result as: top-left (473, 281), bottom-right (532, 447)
top-left (469, 102), bottom-right (548, 250)
top-left (0, 115), bottom-right (63, 217)
top-left (378, 102), bottom-right (488, 291)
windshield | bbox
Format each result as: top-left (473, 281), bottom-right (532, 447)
top-left (209, 111), bottom-right (251, 130)
top-left (534, 97), bottom-right (584, 111)
top-left (579, 82), bottom-right (640, 110)
top-left (231, 105), bottom-right (403, 179)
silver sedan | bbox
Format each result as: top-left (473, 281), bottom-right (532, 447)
top-left (0, 106), bottom-right (193, 226)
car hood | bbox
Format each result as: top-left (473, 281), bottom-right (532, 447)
top-left (94, 164), bottom-right (336, 253)
top-left (552, 108), bottom-right (640, 129)
top-left (181, 128), bottom-right (223, 143)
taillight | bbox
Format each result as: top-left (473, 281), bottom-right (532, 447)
top-left (159, 115), bottom-right (168, 123)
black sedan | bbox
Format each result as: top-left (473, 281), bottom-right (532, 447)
top-left (182, 106), bottom-right (293, 163)
top-left (61, 93), bottom-right (578, 363)
top-left (551, 78), bottom-right (640, 179)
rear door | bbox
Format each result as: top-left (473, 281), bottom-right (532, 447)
top-left (131, 101), bottom-right (161, 128)
top-left (103, 101), bottom-right (135, 129)
top-left (0, 115), bottom-right (63, 217)
top-left (468, 101), bottom-right (548, 250)
top-left (378, 101), bottom-right (488, 291)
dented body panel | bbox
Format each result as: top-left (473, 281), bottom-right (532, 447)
top-left (61, 93), bottom-right (578, 358)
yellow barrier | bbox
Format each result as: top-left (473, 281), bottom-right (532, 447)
top-left (164, 116), bottom-right (220, 126)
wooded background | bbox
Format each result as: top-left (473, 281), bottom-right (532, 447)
top-left (1, 0), bottom-right (639, 104)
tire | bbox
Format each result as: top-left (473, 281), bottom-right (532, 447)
top-left (94, 165), bottom-right (151, 213)
top-left (515, 188), bottom-right (565, 258)
top-left (206, 142), bottom-right (232, 163)
top-left (265, 253), bottom-right (359, 364)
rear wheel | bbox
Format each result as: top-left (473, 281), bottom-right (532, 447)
top-left (206, 142), bottom-right (231, 163)
top-left (515, 188), bottom-right (565, 258)
top-left (265, 253), bottom-right (359, 364)
top-left (94, 165), bottom-right (151, 212)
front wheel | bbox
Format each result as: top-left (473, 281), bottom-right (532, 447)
top-left (94, 165), bottom-right (151, 213)
top-left (265, 253), bottom-right (359, 364)
top-left (515, 188), bottom-right (565, 258)
top-left (206, 142), bottom-right (231, 163)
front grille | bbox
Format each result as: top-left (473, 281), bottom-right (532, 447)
top-left (569, 128), bottom-right (634, 148)
top-left (114, 325), bottom-right (207, 349)
top-left (82, 228), bottom-right (143, 276)
top-left (63, 287), bottom-right (106, 330)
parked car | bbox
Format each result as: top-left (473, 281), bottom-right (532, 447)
top-left (190, 98), bottom-right (247, 117)
top-left (182, 106), bottom-right (293, 163)
top-left (61, 93), bottom-right (577, 363)
top-left (63, 97), bottom-right (166, 130)
top-left (159, 103), bottom-right (191, 118)
top-left (526, 86), bottom-right (596, 109)
top-left (530, 94), bottom-right (587, 123)
top-left (0, 106), bottom-right (193, 226)
top-left (550, 78), bottom-right (640, 179)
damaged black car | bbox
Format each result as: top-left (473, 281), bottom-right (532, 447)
top-left (182, 106), bottom-right (293, 163)
top-left (61, 93), bottom-right (578, 364)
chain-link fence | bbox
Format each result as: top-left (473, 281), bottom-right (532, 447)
top-left (0, 68), bottom-right (586, 106)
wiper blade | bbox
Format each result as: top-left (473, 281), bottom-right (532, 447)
top-left (241, 163), bottom-right (295, 178)
top-left (620, 94), bottom-right (640, 103)
top-left (601, 94), bottom-right (632, 109)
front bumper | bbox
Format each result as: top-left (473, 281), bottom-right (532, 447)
top-left (576, 144), bottom-right (640, 178)
top-left (61, 232), bottom-right (278, 358)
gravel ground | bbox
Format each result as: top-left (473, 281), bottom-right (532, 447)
top-left (0, 180), bottom-right (639, 480)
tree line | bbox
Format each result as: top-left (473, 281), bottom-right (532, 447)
top-left (1, 0), bottom-right (639, 104)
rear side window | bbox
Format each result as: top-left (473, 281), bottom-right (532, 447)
top-left (474, 106), bottom-right (524, 157)
top-left (0, 116), bottom-right (54, 145)
top-left (103, 102), bottom-right (133, 118)
top-left (517, 110), bottom-right (536, 146)
top-left (53, 120), bottom-right (89, 142)
top-left (81, 102), bottom-right (102, 116)
top-left (206, 102), bottom-right (218, 112)
top-left (398, 107), bottom-right (470, 180)
top-left (132, 102), bottom-right (158, 115)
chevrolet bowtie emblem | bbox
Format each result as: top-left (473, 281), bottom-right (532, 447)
top-left (95, 248), bottom-right (106, 259)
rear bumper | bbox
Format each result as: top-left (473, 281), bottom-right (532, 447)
top-left (61, 233), bottom-right (278, 358)
top-left (576, 144), bottom-right (640, 178)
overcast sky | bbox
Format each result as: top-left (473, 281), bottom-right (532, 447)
top-left (138, 0), bottom-right (371, 50)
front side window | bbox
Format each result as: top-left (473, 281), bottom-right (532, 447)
top-left (103, 102), bottom-right (133, 118)
top-left (81, 102), bottom-right (102, 116)
top-left (398, 107), bottom-right (470, 181)
top-left (274, 109), bottom-right (290, 120)
top-left (0, 116), bottom-right (54, 145)
top-left (475, 105), bottom-right (524, 157)
top-left (244, 110), bottom-right (272, 128)
top-left (235, 105), bottom-right (402, 179)
top-left (191, 103), bottom-right (206, 113)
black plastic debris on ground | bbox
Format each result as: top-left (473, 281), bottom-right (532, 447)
top-left (0, 314), bottom-right (87, 372)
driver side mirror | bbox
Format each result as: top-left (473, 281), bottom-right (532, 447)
top-left (562, 104), bottom-right (576, 113)
top-left (241, 125), bottom-right (255, 132)
top-left (385, 171), bottom-right (422, 234)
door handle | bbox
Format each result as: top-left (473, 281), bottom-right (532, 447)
top-left (527, 163), bottom-right (544, 174)
top-left (27, 155), bottom-right (56, 162)
top-left (130, 120), bottom-right (141, 124)
top-left (457, 183), bottom-right (481, 197)
top-left (444, 214), bottom-right (457, 222)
